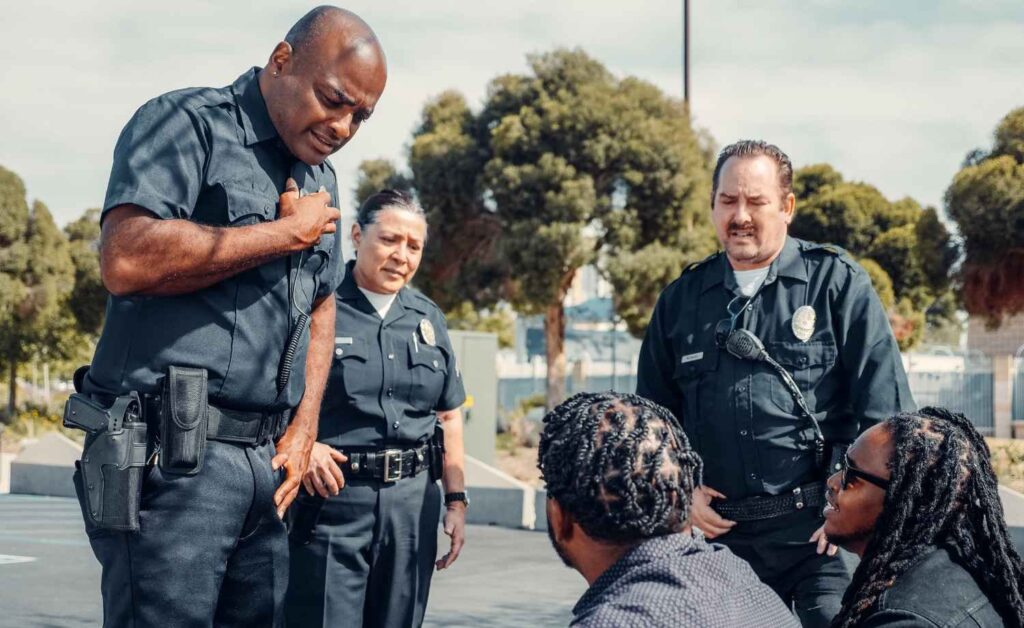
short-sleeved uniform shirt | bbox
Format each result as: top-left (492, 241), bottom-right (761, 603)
top-left (84, 68), bottom-right (343, 412)
top-left (637, 237), bottom-right (915, 500)
top-left (318, 261), bottom-right (466, 450)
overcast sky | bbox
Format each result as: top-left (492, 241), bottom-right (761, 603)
top-left (2, 0), bottom-right (1022, 227)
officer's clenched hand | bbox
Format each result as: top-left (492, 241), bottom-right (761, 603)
top-left (303, 442), bottom-right (347, 498)
top-left (809, 524), bottom-right (839, 556)
top-left (272, 427), bottom-right (315, 518)
top-left (278, 177), bottom-right (341, 249)
top-left (435, 503), bottom-right (466, 571)
top-left (692, 485), bottom-right (737, 539)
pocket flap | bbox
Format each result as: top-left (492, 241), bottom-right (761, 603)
top-left (768, 341), bottom-right (836, 370)
top-left (673, 348), bottom-right (719, 381)
top-left (409, 344), bottom-right (447, 373)
top-left (335, 336), bottom-right (369, 361)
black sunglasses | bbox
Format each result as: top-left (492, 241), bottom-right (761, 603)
top-left (840, 453), bottom-right (890, 491)
top-left (715, 294), bottom-right (752, 349)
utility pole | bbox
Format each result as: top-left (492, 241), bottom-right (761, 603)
top-left (682, 0), bottom-right (690, 104)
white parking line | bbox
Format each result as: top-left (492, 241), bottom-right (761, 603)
top-left (0, 554), bottom-right (37, 565)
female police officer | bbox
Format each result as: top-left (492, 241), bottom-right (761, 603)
top-left (285, 189), bottom-right (467, 627)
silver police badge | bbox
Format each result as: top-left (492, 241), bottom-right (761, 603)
top-left (419, 319), bottom-right (437, 346)
top-left (792, 306), bottom-right (816, 342)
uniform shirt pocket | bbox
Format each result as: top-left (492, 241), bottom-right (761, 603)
top-left (220, 181), bottom-right (276, 225)
top-left (406, 342), bottom-right (448, 413)
top-left (767, 341), bottom-right (837, 413)
top-left (671, 349), bottom-right (719, 449)
top-left (331, 337), bottom-right (373, 403)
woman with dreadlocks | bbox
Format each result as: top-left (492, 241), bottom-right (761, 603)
top-left (823, 406), bottom-right (1024, 627)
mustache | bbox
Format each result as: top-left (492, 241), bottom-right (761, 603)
top-left (727, 222), bottom-right (756, 231)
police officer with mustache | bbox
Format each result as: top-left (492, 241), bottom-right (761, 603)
top-left (636, 140), bottom-right (915, 627)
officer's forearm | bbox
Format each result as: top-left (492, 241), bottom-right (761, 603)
top-left (438, 409), bottom-right (465, 494)
top-left (287, 295), bottom-right (336, 439)
top-left (100, 204), bottom-right (307, 296)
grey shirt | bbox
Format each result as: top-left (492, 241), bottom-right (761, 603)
top-left (571, 532), bottom-right (800, 628)
top-left (85, 68), bottom-right (342, 412)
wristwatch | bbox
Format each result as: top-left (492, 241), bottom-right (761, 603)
top-left (444, 491), bottom-right (469, 508)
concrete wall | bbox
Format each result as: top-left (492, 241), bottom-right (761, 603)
top-left (9, 463), bottom-right (76, 498)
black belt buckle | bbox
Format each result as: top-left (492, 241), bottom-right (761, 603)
top-left (792, 486), bottom-right (805, 510)
top-left (383, 449), bottom-right (403, 483)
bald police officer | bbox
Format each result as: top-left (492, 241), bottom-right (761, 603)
top-left (72, 7), bottom-right (387, 626)
top-left (636, 140), bottom-right (915, 627)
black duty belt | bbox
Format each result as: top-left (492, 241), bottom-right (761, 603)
top-left (712, 481), bottom-right (825, 522)
top-left (340, 444), bottom-right (431, 483)
top-left (138, 394), bottom-right (286, 447)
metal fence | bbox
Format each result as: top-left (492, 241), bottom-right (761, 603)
top-left (1015, 358), bottom-right (1024, 422)
top-left (498, 352), bottom-right (1007, 436)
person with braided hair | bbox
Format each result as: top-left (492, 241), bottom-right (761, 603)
top-left (538, 391), bottom-right (800, 628)
top-left (824, 406), bottom-right (1024, 627)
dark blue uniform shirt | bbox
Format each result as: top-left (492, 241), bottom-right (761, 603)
top-left (637, 237), bottom-right (914, 499)
top-left (318, 261), bottom-right (466, 449)
top-left (571, 532), bottom-right (800, 628)
top-left (85, 68), bottom-right (342, 412)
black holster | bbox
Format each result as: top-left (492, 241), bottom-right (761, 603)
top-left (66, 391), bottom-right (149, 532)
top-left (158, 366), bottom-right (209, 476)
top-left (429, 423), bottom-right (446, 482)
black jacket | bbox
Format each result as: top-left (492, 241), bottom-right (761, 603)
top-left (859, 546), bottom-right (1007, 627)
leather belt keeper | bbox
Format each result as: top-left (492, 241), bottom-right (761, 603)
top-left (711, 481), bottom-right (825, 522)
top-left (142, 395), bottom-right (285, 447)
top-left (341, 444), bottom-right (431, 483)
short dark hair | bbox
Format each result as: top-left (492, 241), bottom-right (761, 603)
top-left (285, 6), bottom-right (376, 55)
top-left (834, 407), bottom-right (1024, 628)
top-left (537, 391), bottom-right (703, 544)
top-left (711, 139), bottom-right (793, 206)
top-left (355, 189), bottom-right (426, 231)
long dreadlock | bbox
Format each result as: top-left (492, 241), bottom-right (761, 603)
top-left (833, 406), bottom-right (1024, 628)
top-left (537, 391), bottom-right (704, 543)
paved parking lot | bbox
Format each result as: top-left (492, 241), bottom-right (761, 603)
top-left (4, 491), bottom-right (1024, 627)
top-left (0, 495), bottom-right (585, 628)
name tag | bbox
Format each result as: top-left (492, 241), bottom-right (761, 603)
top-left (335, 337), bottom-right (354, 344)
top-left (681, 352), bottom-right (703, 364)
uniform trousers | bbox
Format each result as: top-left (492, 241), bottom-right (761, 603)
top-left (716, 507), bottom-right (857, 628)
top-left (285, 470), bottom-right (442, 628)
top-left (77, 440), bottom-right (288, 627)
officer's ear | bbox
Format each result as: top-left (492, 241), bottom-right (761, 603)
top-left (351, 222), bottom-right (362, 251)
top-left (267, 41), bottom-right (294, 76)
top-left (782, 192), bottom-right (796, 224)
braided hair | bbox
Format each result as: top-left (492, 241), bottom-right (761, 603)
top-left (833, 406), bottom-right (1024, 628)
top-left (537, 391), bottom-right (703, 543)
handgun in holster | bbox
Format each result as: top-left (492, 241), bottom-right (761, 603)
top-left (429, 423), bottom-right (446, 482)
top-left (64, 386), bottom-right (149, 532)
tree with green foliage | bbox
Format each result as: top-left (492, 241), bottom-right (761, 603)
top-left (790, 165), bottom-right (957, 350)
top-left (65, 208), bottom-right (106, 337)
top-left (946, 106), bottom-right (1024, 325)
top-left (356, 49), bottom-right (715, 408)
top-left (0, 167), bottom-right (104, 418)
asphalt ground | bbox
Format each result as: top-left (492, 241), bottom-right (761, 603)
top-left (3, 493), bottom-right (1024, 628)
top-left (0, 495), bottom-right (584, 628)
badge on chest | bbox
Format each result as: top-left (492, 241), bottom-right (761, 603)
top-left (418, 319), bottom-right (436, 346)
